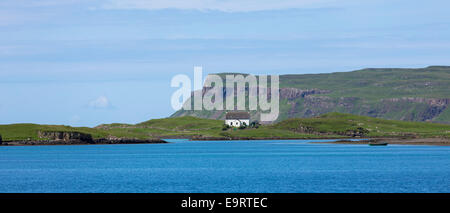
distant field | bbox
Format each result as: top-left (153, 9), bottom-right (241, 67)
top-left (273, 112), bottom-right (450, 138)
top-left (0, 124), bottom-right (109, 141)
top-left (1, 113), bottom-right (448, 142)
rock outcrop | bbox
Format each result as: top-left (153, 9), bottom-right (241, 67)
top-left (0, 131), bottom-right (167, 146)
top-left (38, 131), bottom-right (94, 144)
top-left (37, 131), bottom-right (168, 145)
top-left (290, 124), bottom-right (369, 137)
top-left (93, 138), bottom-right (166, 144)
top-left (279, 88), bottom-right (331, 100)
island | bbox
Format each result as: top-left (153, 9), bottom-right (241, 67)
top-left (0, 112), bottom-right (448, 146)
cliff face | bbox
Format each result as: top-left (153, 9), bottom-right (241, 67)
top-left (0, 131), bottom-right (167, 146)
top-left (279, 88), bottom-right (331, 100)
top-left (171, 66), bottom-right (450, 124)
top-left (281, 91), bottom-right (450, 122)
top-left (37, 131), bottom-right (169, 144)
top-left (38, 131), bottom-right (94, 144)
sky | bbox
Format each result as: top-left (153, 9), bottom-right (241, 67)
top-left (1, 0), bottom-right (449, 127)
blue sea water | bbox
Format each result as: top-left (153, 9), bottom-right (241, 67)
top-left (0, 139), bottom-right (449, 193)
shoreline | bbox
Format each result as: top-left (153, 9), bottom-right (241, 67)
top-left (0, 138), bottom-right (168, 146)
top-left (313, 138), bottom-right (450, 146)
top-left (1, 137), bottom-right (449, 146)
top-left (0, 137), bottom-right (349, 146)
top-left (189, 136), bottom-right (351, 141)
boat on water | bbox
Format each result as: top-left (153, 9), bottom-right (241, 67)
top-left (369, 142), bottom-right (388, 146)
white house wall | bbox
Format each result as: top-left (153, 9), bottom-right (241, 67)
top-left (225, 119), bottom-right (250, 127)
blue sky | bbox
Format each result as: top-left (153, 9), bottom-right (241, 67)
top-left (1, 0), bottom-right (449, 126)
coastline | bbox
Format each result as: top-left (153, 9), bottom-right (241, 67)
top-left (189, 136), bottom-right (349, 141)
top-left (2, 136), bottom-right (449, 147)
top-left (0, 136), bottom-right (345, 146)
top-left (0, 138), bottom-right (168, 146)
top-left (313, 137), bottom-right (450, 146)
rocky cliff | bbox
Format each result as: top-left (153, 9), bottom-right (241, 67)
top-left (38, 131), bottom-right (94, 144)
top-left (0, 131), bottom-right (167, 146)
top-left (282, 92), bottom-right (450, 122)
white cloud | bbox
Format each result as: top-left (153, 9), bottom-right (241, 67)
top-left (88, 95), bottom-right (112, 109)
top-left (102, 0), bottom-right (337, 12)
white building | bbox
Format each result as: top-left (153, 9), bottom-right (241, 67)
top-left (225, 111), bottom-right (250, 127)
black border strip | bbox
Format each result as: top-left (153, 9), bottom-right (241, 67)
top-left (0, 193), bottom-right (448, 211)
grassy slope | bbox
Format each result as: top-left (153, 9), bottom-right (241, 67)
top-left (280, 66), bottom-right (450, 99)
top-left (99, 116), bottom-right (326, 139)
top-left (1, 113), bottom-right (449, 141)
top-left (279, 66), bottom-right (450, 123)
top-left (273, 112), bottom-right (450, 138)
top-left (0, 124), bottom-right (109, 141)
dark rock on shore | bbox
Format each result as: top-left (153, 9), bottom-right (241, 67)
top-left (93, 138), bottom-right (167, 144)
top-left (317, 138), bottom-right (450, 146)
top-left (0, 131), bottom-right (167, 146)
top-left (1, 140), bottom-right (93, 146)
top-left (1, 138), bottom-right (167, 146)
top-left (190, 135), bottom-right (347, 141)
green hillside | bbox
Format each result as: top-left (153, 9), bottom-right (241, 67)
top-left (1, 113), bottom-right (448, 142)
top-left (0, 124), bottom-right (109, 141)
top-left (172, 66), bottom-right (450, 123)
top-left (280, 66), bottom-right (450, 99)
top-left (96, 116), bottom-right (320, 139)
top-left (96, 116), bottom-right (225, 139)
top-left (273, 113), bottom-right (450, 138)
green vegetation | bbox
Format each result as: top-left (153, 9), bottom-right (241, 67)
top-left (273, 112), bottom-right (450, 138)
top-left (99, 116), bottom-right (327, 139)
top-left (0, 124), bottom-right (109, 141)
top-left (1, 113), bottom-right (448, 142)
top-left (280, 66), bottom-right (450, 99)
top-left (3, 67), bottom-right (448, 143)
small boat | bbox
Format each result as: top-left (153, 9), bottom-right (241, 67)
top-left (369, 142), bottom-right (388, 146)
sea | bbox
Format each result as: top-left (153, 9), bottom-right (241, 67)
top-left (0, 139), bottom-right (449, 193)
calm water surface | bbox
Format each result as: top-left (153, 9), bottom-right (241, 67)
top-left (0, 139), bottom-right (449, 193)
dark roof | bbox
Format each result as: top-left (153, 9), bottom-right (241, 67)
top-left (225, 111), bottom-right (250, 119)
